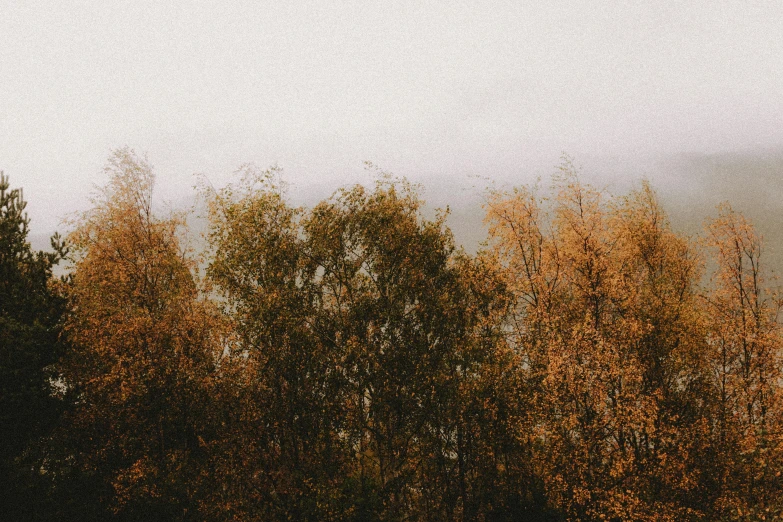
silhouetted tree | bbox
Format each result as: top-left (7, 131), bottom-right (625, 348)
top-left (0, 172), bottom-right (68, 519)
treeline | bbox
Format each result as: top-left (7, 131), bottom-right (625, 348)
top-left (2, 149), bottom-right (783, 521)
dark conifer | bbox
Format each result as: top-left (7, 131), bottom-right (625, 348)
top-left (0, 172), bottom-right (68, 519)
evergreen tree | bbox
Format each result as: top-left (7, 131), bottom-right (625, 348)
top-left (0, 172), bottom-right (67, 519)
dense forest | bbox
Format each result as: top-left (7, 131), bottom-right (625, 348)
top-left (2, 148), bottom-right (783, 521)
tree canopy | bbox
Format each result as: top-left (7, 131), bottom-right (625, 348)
top-left (3, 152), bottom-right (783, 521)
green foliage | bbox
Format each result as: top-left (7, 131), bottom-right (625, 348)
top-left (0, 171), bottom-right (68, 519)
top-left (203, 172), bottom-right (527, 520)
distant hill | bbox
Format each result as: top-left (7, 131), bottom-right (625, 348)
top-left (438, 149), bottom-right (783, 278)
top-left (657, 150), bottom-right (783, 276)
top-left (28, 149), bottom-right (783, 279)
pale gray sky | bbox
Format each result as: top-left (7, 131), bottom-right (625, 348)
top-left (2, 0), bottom-right (782, 233)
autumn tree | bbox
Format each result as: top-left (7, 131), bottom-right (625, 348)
top-left (484, 166), bottom-right (715, 520)
top-left (11, 150), bottom-right (780, 520)
top-left (53, 149), bottom-right (224, 520)
top-left (301, 179), bottom-right (522, 520)
top-left (704, 204), bottom-right (783, 518)
top-left (204, 170), bottom-right (524, 520)
top-left (201, 167), bottom-right (347, 520)
top-left (609, 183), bottom-right (714, 517)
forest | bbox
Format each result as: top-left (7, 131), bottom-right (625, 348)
top-left (2, 148), bottom-right (783, 521)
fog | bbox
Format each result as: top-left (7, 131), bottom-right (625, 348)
top-left (4, 1), bottom-right (782, 270)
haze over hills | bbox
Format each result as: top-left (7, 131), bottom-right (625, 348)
top-left (446, 149), bottom-right (783, 279)
top-left (27, 147), bottom-right (783, 278)
top-left (5, 1), bottom-right (783, 516)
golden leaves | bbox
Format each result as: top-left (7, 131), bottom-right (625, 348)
top-left (46, 152), bottom-right (783, 520)
top-left (483, 171), bottom-right (783, 519)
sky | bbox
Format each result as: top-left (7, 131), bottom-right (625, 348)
top-left (1, 0), bottom-right (782, 235)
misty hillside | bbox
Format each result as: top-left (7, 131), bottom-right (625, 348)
top-left (29, 150), bottom-right (783, 276)
top-left (432, 149), bottom-right (783, 276)
top-left (660, 150), bottom-right (783, 270)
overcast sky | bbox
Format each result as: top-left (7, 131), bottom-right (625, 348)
top-left (2, 0), bottom-right (782, 233)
